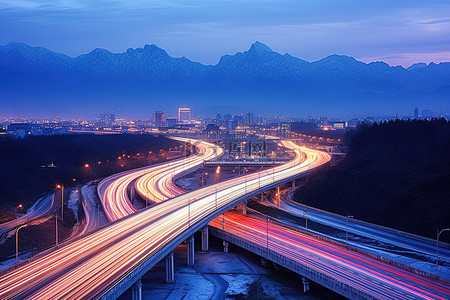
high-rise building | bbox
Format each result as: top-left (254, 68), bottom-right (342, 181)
top-left (233, 114), bottom-right (244, 128)
top-left (178, 107), bottom-right (191, 123)
top-left (215, 114), bottom-right (223, 127)
top-left (154, 111), bottom-right (165, 127)
top-left (246, 112), bottom-right (254, 125)
top-left (414, 107), bottom-right (419, 119)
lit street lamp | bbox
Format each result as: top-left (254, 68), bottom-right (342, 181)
top-left (436, 228), bottom-right (449, 275)
top-left (345, 215), bottom-right (353, 246)
top-left (56, 184), bottom-right (64, 221)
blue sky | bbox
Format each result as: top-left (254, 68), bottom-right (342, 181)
top-left (1, 0), bottom-right (450, 66)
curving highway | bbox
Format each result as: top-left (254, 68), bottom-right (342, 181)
top-left (3, 140), bottom-right (445, 299)
top-left (98, 137), bottom-right (222, 221)
top-left (0, 140), bottom-right (330, 299)
top-left (0, 193), bottom-right (56, 241)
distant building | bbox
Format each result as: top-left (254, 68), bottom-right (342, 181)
top-left (178, 107), bottom-right (191, 123)
top-left (7, 123), bottom-right (31, 138)
top-left (233, 114), bottom-right (244, 128)
top-left (253, 115), bottom-right (264, 125)
top-left (153, 111), bottom-right (165, 127)
top-left (205, 124), bottom-right (220, 133)
top-left (414, 107), bottom-right (419, 119)
top-left (99, 114), bottom-right (115, 126)
top-left (246, 113), bottom-right (254, 125)
top-left (333, 122), bottom-right (345, 129)
top-left (346, 119), bottom-right (360, 128)
top-left (215, 114), bottom-right (223, 127)
top-left (166, 117), bottom-right (177, 128)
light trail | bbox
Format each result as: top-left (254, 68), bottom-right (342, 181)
top-left (3, 140), bottom-right (445, 299)
top-left (98, 138), bottom-right (222, 221)
top-left (0, 140), bottom-right (329, 298)
top-left (210, 211), bottom-right (450, 300)
top-left (0, 194), bottom-right (56, 239)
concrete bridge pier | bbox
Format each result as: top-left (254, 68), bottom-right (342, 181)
top-left (276, 186), bottom-right (281, 207)
top-left (187, 236), bottom-right (195, 267)
top-left (130, 186), bottom-right (136, 202)
top-left (223, 240), bottom-right (229, 253)
top-left (165, 252), bottom-right (175, 283)
top-left (261, 192), bottom-right (264, 202)
top-left (302, 277), bottom-right (310, 293)
top-left (131, 278), bottom-right (142, 300)
top-left (201, 226), bottom-right (209, 252)
top-left (292, 179), bottom-right (296, 188)
top-left (243, 201), bottom-right (247, 215)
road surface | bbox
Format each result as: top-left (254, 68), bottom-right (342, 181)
top-left (265, 190), bottom-right (450, 265)
top-left (98, 138), bottom-right (222, 221)
top-left (0, 193), bottom-right (56, 241)
top-left (0, 141), bottom-right (329, 298)
top-left (210, 211), bottom-right (450, 300)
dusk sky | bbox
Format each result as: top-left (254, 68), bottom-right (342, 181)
top-left (1, 0), bottom-right (450, 67)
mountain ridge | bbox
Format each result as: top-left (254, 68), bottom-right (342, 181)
top-left (0, 41), bottom-right (449, 117)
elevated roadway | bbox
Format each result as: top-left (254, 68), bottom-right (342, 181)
top-left (210, 211), bottom-right (450, 300)
top-left (0, 141), bottom-right (329, 298)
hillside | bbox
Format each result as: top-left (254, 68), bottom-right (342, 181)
top-left (293, 119), bottom-right (450, 241)
top-left (1, 42), bottom-right (449, 117)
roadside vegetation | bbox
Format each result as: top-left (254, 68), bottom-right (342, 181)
top-left (294, 118), bottom-right (450, 241)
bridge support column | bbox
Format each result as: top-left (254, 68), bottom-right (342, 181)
top-left (261, 192), bottom-right (264, 202)
top-left (243, 201), bottom-right (247, 215)
top-left (276, 186), bottom-right (280, 207)
top-left (131, 278), bottom-right (142, 300)
top-left (165, 252), bottom-right (175, 283)
top-left (187, 236), bottom-right (194, 267)
top-left (201, 226), bottom-right (209, 252)
top-left (223, 240), bottom-right (229, 253)
top-left (302, 277), bottom-right (310, 293)
top-left (130, 186), bottom-right (136, 202)
top-left (292, 180), bottom-right (296, 188)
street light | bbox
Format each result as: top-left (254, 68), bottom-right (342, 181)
top-left (56, 184), bottom-right (64, 221)
top-left (345, 215), bottom-right (353, 245)
top-left (436, 228), bottom-right (449, 274)
top-left (16, 224), bottom-right (27, 263)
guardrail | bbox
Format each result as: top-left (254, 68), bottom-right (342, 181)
top-left (98, 166), bottom-right (322, 298)
top-left (209, 226), bottom-right (376, 300)
top-left (284, 192), bottom-right (450, 249)
top-left (229, 210), bottom-right (450, 284)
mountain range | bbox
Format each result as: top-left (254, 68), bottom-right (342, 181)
top-left (0, 41), bottom-right (449, 118)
